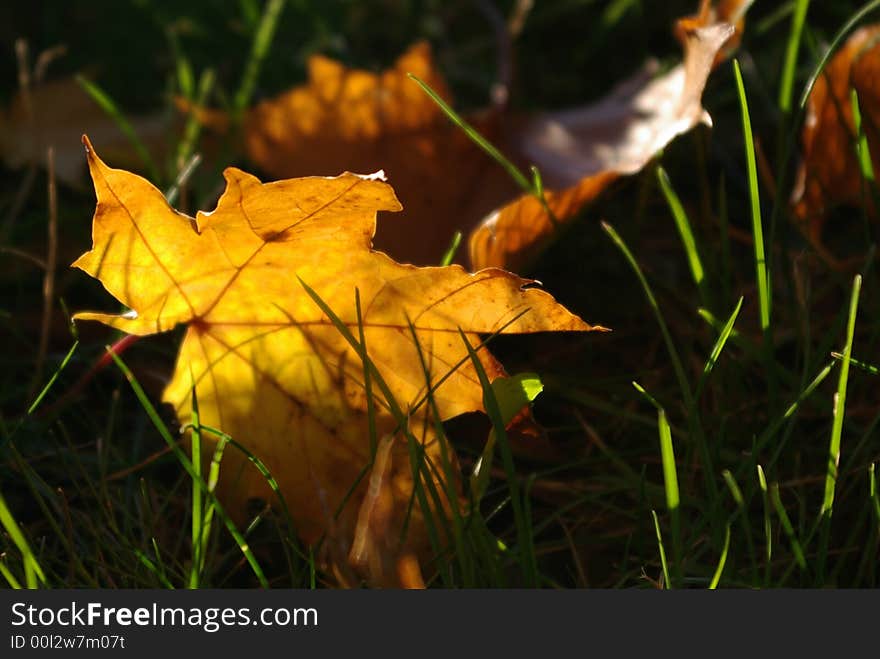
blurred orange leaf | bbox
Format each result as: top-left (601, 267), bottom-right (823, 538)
top-left (72, 137), bottom-right (602, 585)
top-left (791, 24), bottom-right (880, 264)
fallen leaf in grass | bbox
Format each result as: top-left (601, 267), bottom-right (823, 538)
top-left (181, 42), bottom-right (519, 265)
top-left (0, 77), bottom-right (166, 187)
top-left (791, 24), bottom-right (880, 263)
top-left (468, 18), bottom-right (737, 271)
top-left (72, 137), bottom-right (604, 585)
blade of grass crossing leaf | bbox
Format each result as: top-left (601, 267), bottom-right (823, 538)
top-left (297, 276), bottom-right (528, 425)
top-left (798, 0), bottom-right (880, 111)
top-left (164, 153), bottom-right (202, 207)
top-left (233, 0), bottom-right (286, 120)
top-left (108, 351), bottom-right (268, 587)
top-left (175, 69), bottom-right (215, 172)
top-left (406, 317), bottom-right (472, 584)
top-left (778, 0), bottom-right (811, 113)
top-left (75, 76), bottom-right (160, 182)
top-left (355, 290), bottom-right (378, 458)
top-left (633, 382), bottom-right (681, 587)
top-left (0, 488), bottom-right (46, 588)
top-left (461, 330), bottom-right (538, 587)
top-left (851, 90), bottom-right (876, 181)
top-left (27, 340), bottom-right (78, 414)
top-left (196, 424), bottom-right (302, 560)
top-left (295, 279), bottom-right (451, 581)
top-left (297, 283), bottom-right (452, 577)
top-left (709, 525), bottom-right (731, 589)
top-left (850, 90), bottom-right (880, 243)
top-left (695, 297), bottom-right (743, 400)
top-left (656, 166), bottom-right (708, 305)
top-left (188, 381), bottom-right (203, 589)
top-left (771, 483), bottom-right (807, 571)
top-left (408, 74), bottom-right (531, 193)
top-left (651, 510), bottom-right (670, 589)
top-left (297, 278), bottom-right (405, 420)
top-left (823, 275), bottom-right (862, 515)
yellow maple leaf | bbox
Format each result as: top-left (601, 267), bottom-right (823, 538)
top-left (72, 136), bottom-right (604, 585)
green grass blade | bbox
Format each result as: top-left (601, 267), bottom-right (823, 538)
top-left (134, 549), bottom-right (175, 589)
top-left (175, 68), bottom-right (215, 170)
top-left (0, 558), bottom-right (22, 589)
top-left (633, 382), bottom-right (681, 587)
top-left (770, 483), bottom-right (807, 571)
top-left (196, 424), bottom-right (300, 548)
top-left (778, 0), bottom-right (811, 113)
top-left (733, 60), bottom-right (774, 366)
top-left (851, 90), bottom-right (876, 182)
top-left (721, 470), bottom-right (744, 508)
top-left (188, 381), bottom-right (203, 589)
top-left (408, 74), bottom-right (532, 193)
top-left (651, 510), bottom-right (670, 589)
top-left (760, 362), bottom-right (835, 467)
top-left (656, 165), bottom-right (708, 305)
top-left (297, 277), bottom-right (405, 421)
top-left (0, 488), bottom-right (46, 587)
top-left (831, 352), bottom-right (878, 375)
top-left (27, 340), bottom-right (78, 414)
top-left (822, 275), bottom-right (862, 515)
top-left (233, 0), bottom-right (286, 119)
top-left (870, 463), bottom-right (880, 523)
top-left (722, 468), bottom-right (757, 581)
top-left (439, 231), bottom-right (462, 266)
top-left (709, 525), bottom-right (731, 589)
top-left (75, 76), bottom-right (161, 182)
top-left (695, 297), bottom-right (744, 400)
top-left (354, 290), bottom-right (378, 458)
top-left (757, 465), bottom-right (772, 584)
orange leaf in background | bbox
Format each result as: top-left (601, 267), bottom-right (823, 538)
top-left (72, 137), bottom-right (603, 586)
top-left (237, 42), bottom-right (518, 265)
top-left (468, 19), bottom-right (737, 271)
top-left (791, 24), bottom-right (880, 264)
top-left (178, 2), bottom-right (747, 273)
